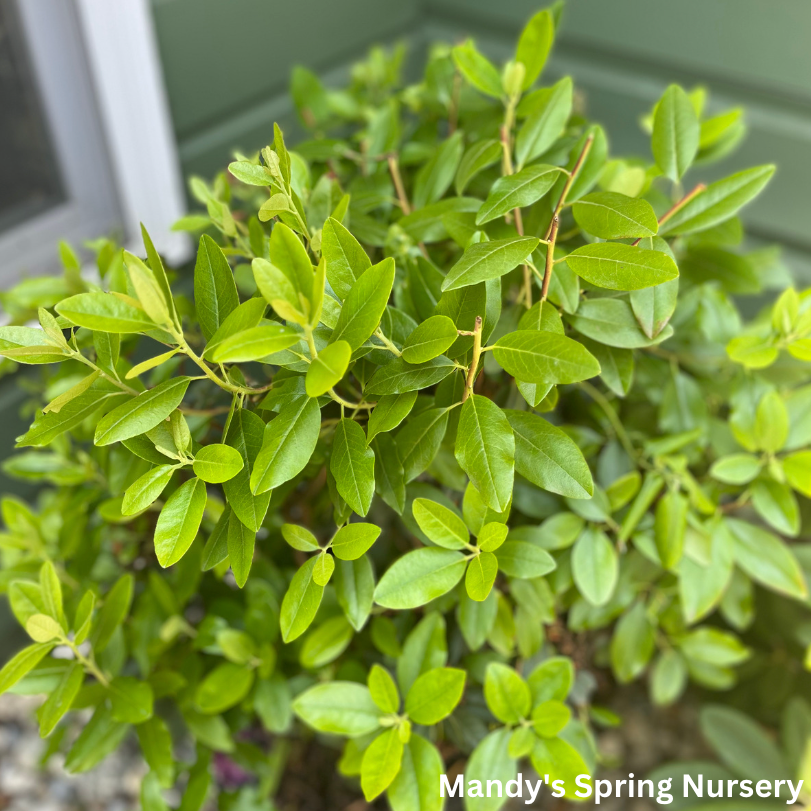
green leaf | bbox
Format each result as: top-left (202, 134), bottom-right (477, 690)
top-left (55, 292), bottom-right (155, 333)
top-left (699, 705), bottom-right (789, 781)
top-left (476, 166), bottom-right (561, 225)
top-left (306, 340), bottom-right (351, 397)
top-left (322, 217), bottom-right (371, 300)
top-left (401, 316), bottom-right (458, 364)
top-left (369, 665), bottom-right (400, 713)
top-left (465, 551), bottom-right (498, 601)
top-left (650, 650), bottom-right (688, 706)
top-left (122, 464), bottom-right (174, 515)
top-left (227, 511), bottom-right (255, 588)
top-left (373, 434), bottom-right (407, 514)
top-left (515, 9), bottom-right (554, 88)
top-left (136, 716), bottom-right (175, 788)
top-left (532, 700), bottom-right (571, 738)
top-left (505, 410), bottom-right (593, 499)
top-left (0, 642), bottom-right (54, 695)
top-left (442, 237), bottom-right (539, 291)
top-left (566, 243), bottom-right (678, 291)
top-left (405, 667), bottom-right (465, 725)
top-left (331, 418), bottom-right (375, 516)
top-left (452, 41), bottom-right (503, 99)
top-left (335, 556), bottom-right (375, 632)
top-left (251, 397), bottom-right (320, 494)
top-left (572, 527), bottom-right (618, 606)
top-left (397, 408), bottom-right (450, 482)
top-left (332, 522), bottom-right (381, 560)
top-left (727, 518), bottom-right (807, 600)
top-left (477, 523), bottom-right (508, 552)
top-left (65, 706), bottom-right (128, 773)
top-left (412, 498), bottom-right (469, 550)
top-left (660, 165), bottom-right (775, 236)
top-left (193, 443), bottom-right (244, 483)
top-left (38, 661), bottom-right (83, 736)
top-left (300, 615), bottom-right (352, 668)
top-left (374, 548), bottom-right (466, 609)
top-left (195, 663), bottom-right (254, 714)
top-left (368, 391), bottom-right (418, 442)
top-left (679, 628), bottom-right (749, 667)
top-left (755, 390), bottom-right (789, 452)
top-left (223, 408), bottom-right (271, 531)
top-left (280, 556), bottom-right (325, 642)
top-left (572, 192), bottom-right (659, 239)
top-left (652, 85), bottom-right (700, 181)
top-left (495, 540), bottom-right (555, 579)
top-left (455, 139), bottom-right (501, 195)
top-left (630, 277), bottom-right (679, 339)
top-left (360, 728), bottom-right (404, 801)
top-left (293, 681), bottom-right (381, 735)
top-left (202, 297), bottom-right (267, 360)
top-left (313, 550), bottom-right (336, 587)
top-left (493, 330), bottom-right (600, 384)
top-left (388, 733), bottom-right (444, 811)
top-left (210, 323), bottom-right (299, 363)
top-left (528, 657), bottom-right (574, 705)
top-left (568, 297), bottom-right (673, 349)
top-left (269, 221), bottom-right (314, 308)
top-left (784, 450), bottom-right (811, 497)
top-left (330, 257), bottom-right (395, 351)
top-left (109, 676), bottom-right (154, 723)
top-left (654, 490), bottom-right (687, 570)
top-left (154, 477), bottom-right (207, 568)
top-left (366, 356), bottom-right (457, 396)
top-left (194, 234), bottom-right (239, 340)
top-left (515, 77), bottom-right (572, 168)
top-left (455, 396), bottom-right (514, 512)
top-left (484, 662), bottom-right (530, 723)
top-left (752, 479), bottom-right (799, 537)
top-left (282, 523), bottom-right (320, 552)
top-left (611, 601), bottom-right (655, 683)
top-left (397, 612), bottom-right (448, 696)
top-left (26, 613), bottom-right (64, 643)
top-left (94, 377), bottom-right (191, 446)
top-left (141, 772), bottom-right (169, 811)
top-left (464, 729), bottom-right (516, 811)
top-left (413, 131), bottom-right (465, 210)
top-left (93, 574), bottom-right (133, 653)
top-left (530, 737), bottom-right (590, 800)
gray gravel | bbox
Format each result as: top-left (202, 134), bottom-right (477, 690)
top-left (0, 694), bottom-right (147, 811)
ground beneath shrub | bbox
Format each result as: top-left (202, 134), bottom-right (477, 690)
top-left (0, 687), bottom-right (707, 810)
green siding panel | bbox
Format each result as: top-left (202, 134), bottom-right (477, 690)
top-left (151, 0), bottom-right (419, 140)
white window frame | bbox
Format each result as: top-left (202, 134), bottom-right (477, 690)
top-left (0, 0), bottom-right (188, 285)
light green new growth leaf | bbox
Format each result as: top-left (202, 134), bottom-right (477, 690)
top-left (331, 523), bottom-right (381, 560)
top-left (293, 681), bottom-right (381, 735)
top-left (404, 667), bottom-right (466, 725)
top-left (210, 323), bottom-right (299, 363)
top-left (374, 548), bottom-right (466, 609)
top-left (572, 527), bottom-right (618, 606)
top-left (322, 217), bottom-right (371, 300)
top-left (368, 664), bottom-right (400, 714)
top-left (412, 498), bottom-right (469, 550)
top-left (193, 443), bottom-right (244, 483)
top-left (516, 9), bottom-right (554, 88)
top-left (95, 377), bottom-right (191, 446)
top-left (515, 77), bottom-right (573, 168)
top-left (330, 258), bottom-right (395, 351)
top-left (361, 728), bottom-right (404, 801)
top-left (306, 340), bottom-right (351, 397)
top-left (280, 556), bottom-right (325, 642)
top-left (154, 477), bottom-right (207, 568)
top-left (465, 551), bottom-right (498, 601)
top-left (122, 464), bottom-right (174, 515)
top-left (55, 292), bottom-right (155, 334)
top-left (452, 41), bottom-right (503, 99)
top-left (484, 662), bottom-right (531, 723)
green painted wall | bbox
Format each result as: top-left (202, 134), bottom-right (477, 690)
top-left (149, 0), bottom-right (811, 267)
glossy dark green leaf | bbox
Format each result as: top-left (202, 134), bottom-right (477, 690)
top-left (194, 235), bottom-right (239, 340)
top-left (476, 166), bottom-right (561, 225)
top-left (566, 243), bottom-right (678, 291)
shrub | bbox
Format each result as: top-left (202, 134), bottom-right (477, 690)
top-left (1, 6), bottom-right (809, 810)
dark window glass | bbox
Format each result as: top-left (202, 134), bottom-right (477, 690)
top-left (0, 0), bottom-right (64, 234)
